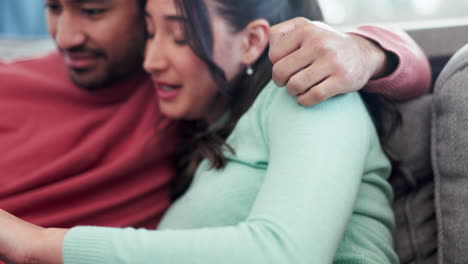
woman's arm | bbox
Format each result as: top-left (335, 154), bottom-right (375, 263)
top-left (63, 93), bottom-right (370, 264)
top-left (0, 210), bottom-right (65, 264)
top-left (334, 177), bottom-right (398, 263)
top-left (0, 88), bottom-right (393, 264)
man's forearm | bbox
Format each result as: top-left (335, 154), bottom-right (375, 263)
top-left (350, 25), bottom-right (432, 99)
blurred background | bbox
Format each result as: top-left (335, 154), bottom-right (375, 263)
top-left (1, 1), bottom-right (48, 37)
top-left (319, 0), bottom-right (468, 25)
top-left (0, 0), bottom-right (467, 59)
top-left (0, 1), bottom-right (52, 59)
top-left (1, 0), bottom-right (467, 37)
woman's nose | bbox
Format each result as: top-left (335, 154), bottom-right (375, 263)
top-left (143, 38), bottom-right (170, 74)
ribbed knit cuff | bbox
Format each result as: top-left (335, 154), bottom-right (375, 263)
top-left (334, 260), bottom-right (385, 264)
top-left (347, 25), bottom-right (404, 98)
top-left (347, 25), bottom-right (431, 100)
top-left (63, 226), bottom-right (114, 264)
top-left (334, 254), bottom-right (397, 264)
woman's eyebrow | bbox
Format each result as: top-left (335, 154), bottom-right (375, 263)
top-left (164, 15), bottom-right (188, 22)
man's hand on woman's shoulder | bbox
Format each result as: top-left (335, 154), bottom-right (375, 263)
top-left (269, 17), bottom-right (392, 106)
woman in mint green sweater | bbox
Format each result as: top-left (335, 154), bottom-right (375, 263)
top-left (0, 0), bottom-right (398, 263)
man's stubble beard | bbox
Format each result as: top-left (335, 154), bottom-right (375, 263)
top-left (68, 51), bottom-right (145, 91)
top-left (67, 33), bottom-right (147, 91)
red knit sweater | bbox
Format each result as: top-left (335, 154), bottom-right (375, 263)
top-left (0, 52), bottom-right (177, 228)
top-left (0, 25), bottom-right (431, 230)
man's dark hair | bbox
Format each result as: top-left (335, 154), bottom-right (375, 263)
top-left (138, 0), bottom-right (147, 9)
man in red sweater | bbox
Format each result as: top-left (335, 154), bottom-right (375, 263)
top-left (0, 0), bottom-right (430, 229)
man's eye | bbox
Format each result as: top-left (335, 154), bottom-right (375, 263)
top-left (82, 8), bottom-right (107, 16)
top-left (45, 3), bottom-right (61, 13)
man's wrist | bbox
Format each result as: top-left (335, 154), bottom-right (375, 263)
top-left (348, 33), bottom-right (397, 80)
top-left (371, 47), bottom-right (398, 80)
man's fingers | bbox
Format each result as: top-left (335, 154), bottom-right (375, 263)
top-left (272, 47), bottom-right (317, 87)
top-left (295, 78), bottom-right (341, 107)
top-left (269, 29), bottom-right (301, 65)
top-left (269, 17), bottom-right (376, 106)
top-left (269, 17), bottom-right (311, 64)
top-left (284, 62), bottom-right (331, 97)
top-left (269, 17), bottom-right (311, 44)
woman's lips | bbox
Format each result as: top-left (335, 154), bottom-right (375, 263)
top-left (154, 81), bottom-right (182, 100)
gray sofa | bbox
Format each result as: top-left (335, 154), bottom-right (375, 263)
top-left (388, 43), bottom-right (468, 264)
top-left (433, 43), bottom-right (468, 264)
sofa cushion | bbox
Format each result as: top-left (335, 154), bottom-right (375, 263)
top-left (384, 94), bottom-right (437, 264)
top-left (432, 43), bottom-right (468, 264)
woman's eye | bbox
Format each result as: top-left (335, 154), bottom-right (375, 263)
top-left (145, 28), bottom-right (155, 39)
top-left (174, 39), bottom-right (187, 45)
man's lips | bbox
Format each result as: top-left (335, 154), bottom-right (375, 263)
top-left (64, 53), bottom-right (100, 70)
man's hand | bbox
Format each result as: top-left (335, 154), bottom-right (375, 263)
top-left (269, 17), bottom-right (393, 106)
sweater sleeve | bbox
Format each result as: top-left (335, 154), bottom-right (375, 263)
top-left (63, 91), bottom-right (393, 264)
top-left (349, 25), bottom-right (432, 99)
top-left (334, 173), bottom-right (398, 264)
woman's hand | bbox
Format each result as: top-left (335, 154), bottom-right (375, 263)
top-left (0, 209), bottom-right (66, 264)
top-left (0, 209), bottom-right (41, 263)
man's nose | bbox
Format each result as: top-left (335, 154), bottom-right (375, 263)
top-left (54, 14), bottom-right (86, 50)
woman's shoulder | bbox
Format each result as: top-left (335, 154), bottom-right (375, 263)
top-left (254, 81), bottom-right (372, 125)
top-left (239, 81), bottom-right (378, 155)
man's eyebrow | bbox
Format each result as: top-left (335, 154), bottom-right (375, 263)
top-left (68, 0), bottom-right (112, 3)
top-left (143, 13), bottom-right (187, 22)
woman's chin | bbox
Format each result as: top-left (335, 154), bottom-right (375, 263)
top-left (160, 108), bottom-right (195, 121)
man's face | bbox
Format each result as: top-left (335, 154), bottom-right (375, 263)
top-left (45, 0), bottom-right (147, 90)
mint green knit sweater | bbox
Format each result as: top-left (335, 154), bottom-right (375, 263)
top-left (64, 82), bottom-right (398, 264)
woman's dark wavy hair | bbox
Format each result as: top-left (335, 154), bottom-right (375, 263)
top-left (170, 0), bottom-right (322, 198)
top-left (170, 0), bottom-right (398, 199)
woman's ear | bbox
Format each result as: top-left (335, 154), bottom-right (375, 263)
top-left (240, 19), bottom-right (270, 66)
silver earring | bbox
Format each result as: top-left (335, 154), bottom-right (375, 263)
top-left (246, 66), bottom-right (254, 76)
